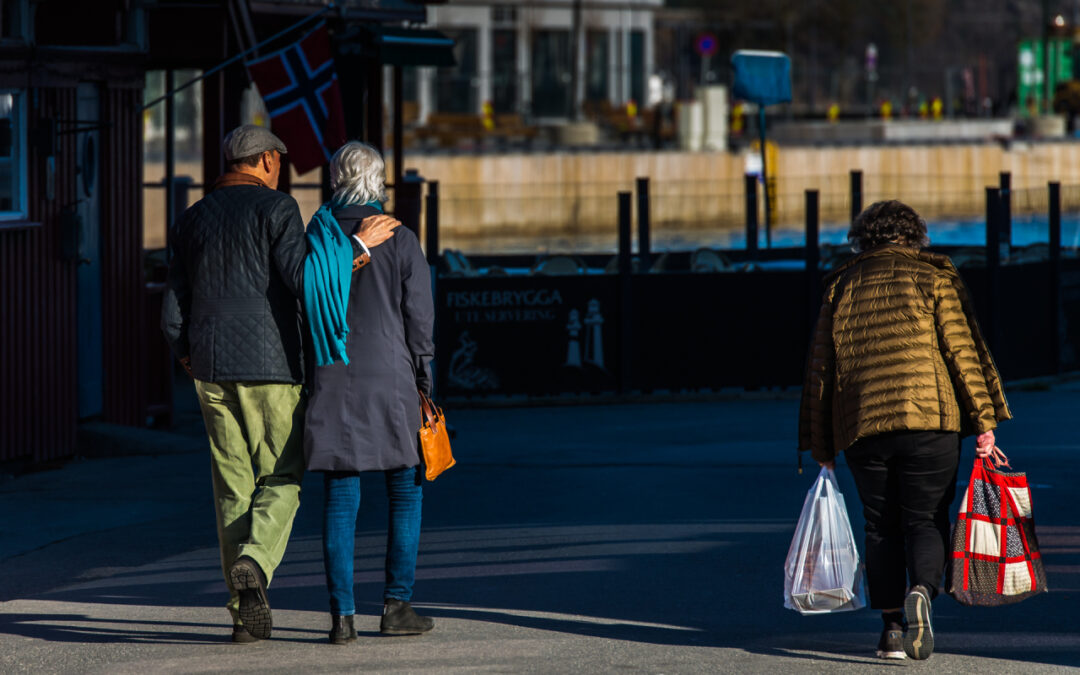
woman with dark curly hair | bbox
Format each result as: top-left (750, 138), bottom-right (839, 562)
top-left (799, 200), bottom-right (1011, 661)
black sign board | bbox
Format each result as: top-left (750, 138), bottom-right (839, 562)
top-left (436, 276), bottom-right (619, 397)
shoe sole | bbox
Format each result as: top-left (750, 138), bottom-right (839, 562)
top-left (231, 628), bottom-right (261, 644)
top-left (903, 589), bottom-right (934, 660)
top-left (230, 563), bottom-right (272, 640)
top-left (876, 650), bottom-right (906, 660)
top-left (378, 617), bottom-right (432, 635)
top-left (379, 625), bottom-right (433, 636)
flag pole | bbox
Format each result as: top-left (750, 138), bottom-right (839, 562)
top-left (139, 3), bottom-right (336, 112)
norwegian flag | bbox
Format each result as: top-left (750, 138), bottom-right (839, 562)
top-left (246, 23), bottom-right (346, 175)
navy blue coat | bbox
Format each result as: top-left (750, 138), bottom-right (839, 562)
top-left (304, 204), bottom-right (435, 473)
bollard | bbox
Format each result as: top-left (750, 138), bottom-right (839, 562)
top-left (618, 192), bottom-right (633, 393)
top-left (850, 170), bottom-right (863, 223)
top-left (805, 189), bottom-right (820, 272)
top-left (999, 171), bottom-right (1012, 259)
top-left (985, 187), bottom-right (1002, 352)
top-left (744, 174), bottom-right (759, 259)
top-left (805, 189), bottom-right (821, 335)
top-left (425, 180), bottom-right (440, 267)
top-left (395, 168), bottom-right (424, 239)
top-left (636, 177), bottom-right (651, 271)
top-left (1049, 182), bottom-right (1062, 373)
top-left (618, 192), bottom-right (632, 275)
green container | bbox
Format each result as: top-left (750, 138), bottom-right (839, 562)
top-left (1018, 38), bottom-right (1073, 117)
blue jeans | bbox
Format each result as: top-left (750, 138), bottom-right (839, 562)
top-left (322, 467), bottom-right (423, 616)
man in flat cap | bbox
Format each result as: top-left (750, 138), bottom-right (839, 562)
top-left (162, 125), bottom-right (400, 643)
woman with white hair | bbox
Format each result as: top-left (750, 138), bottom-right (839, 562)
top-left (304, 141), bottom-right (436, 645)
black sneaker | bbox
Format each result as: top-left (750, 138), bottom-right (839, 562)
top-left (903, 585), bottom-right (934, 660)
top-left (329, 614), bottom-right (358, 645)
top-left (876, 623), bottom-right (906, 659)
top-left (231, 624), bottom-right (260, 644)
top-left (380, 599), bottom-right (434, 635)
top-left (230, 556), bottom-right (272, 640)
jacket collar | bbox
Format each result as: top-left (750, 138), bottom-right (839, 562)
top-left (826, 244), bottom-right (958, 283)
top-left (211, 172), bottom-right (270, 192)
top-left (332, 202), bottom-right (381, 220)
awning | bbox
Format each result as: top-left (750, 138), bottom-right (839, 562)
top-left (336, 25), bottom-right (456, 67)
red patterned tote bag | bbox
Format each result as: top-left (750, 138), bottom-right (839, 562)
top-left (948, 458), bottom-right (1048, 606)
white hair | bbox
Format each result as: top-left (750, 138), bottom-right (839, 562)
top-left (329, 141), bottom-right (387, 207)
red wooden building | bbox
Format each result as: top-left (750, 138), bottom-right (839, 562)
top-left (0, 0), bottom-right (442, 465)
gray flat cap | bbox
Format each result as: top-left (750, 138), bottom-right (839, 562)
top-left (223, 124), bottom-right (288, 160)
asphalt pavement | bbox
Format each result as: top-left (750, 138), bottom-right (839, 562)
top-left (0, 381), bottom-right (1078, 673)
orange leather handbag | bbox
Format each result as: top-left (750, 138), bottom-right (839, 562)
top-left (418, 390), bottom-right (455, 481)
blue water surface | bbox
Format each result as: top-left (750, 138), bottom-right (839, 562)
top-left (761, 214), bottom-right (1080, 249)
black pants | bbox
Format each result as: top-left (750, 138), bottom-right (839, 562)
top-left (845, 430), bottom-right (961, 609)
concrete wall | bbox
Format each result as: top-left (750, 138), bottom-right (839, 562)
top-left (148, 142), bottom-right (1080, 252)
top-left (390, 142), bottom-right (1080, 248)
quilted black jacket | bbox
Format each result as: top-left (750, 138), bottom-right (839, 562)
top-left (161, 174), bottom-right (308, 383)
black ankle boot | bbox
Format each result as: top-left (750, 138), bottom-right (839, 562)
top-left (380, 599), bottom-right (434, 635)
top-left (329, 614), bottom-right (357, 645)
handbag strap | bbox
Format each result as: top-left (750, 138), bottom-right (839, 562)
top-left (418, 389), bottom-right (439, 429)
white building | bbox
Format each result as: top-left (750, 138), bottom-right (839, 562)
top-left (415, 0), bottom-right (662, 121)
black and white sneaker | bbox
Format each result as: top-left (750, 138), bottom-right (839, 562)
top-left (876, 624), bottom-right (906, 659)
top-left (903, 585), bottom-right (934, 660)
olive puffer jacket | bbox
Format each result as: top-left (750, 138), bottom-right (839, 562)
top-left (798, 244), bottom-right (1011, 462)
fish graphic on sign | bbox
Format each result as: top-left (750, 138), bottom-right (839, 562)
top-left (448, 331), bottom-right (499, 391)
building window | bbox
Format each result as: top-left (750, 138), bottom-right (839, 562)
top-left (142, 70), bottom-right (203, 249)
top-left (630, 30), bottom-right (645, 106)
top-left (492, 5), bottom-right (517, 25)
top-left (0, 91), bottom-right (27, 219)
top-left (492, 29), bottom-right (518, 113)
top-left (436, 29), bottom-right (478, 114)
top-left (586, 31), bottom-right (609, 102)
top-left (532, 30), bottom-right (571, 117)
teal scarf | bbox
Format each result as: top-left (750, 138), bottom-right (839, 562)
top-left (302, 200), bottom-right (382, 366)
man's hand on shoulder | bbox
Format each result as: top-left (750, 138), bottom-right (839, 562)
top-left (355, 215), bottom-right (401, 250)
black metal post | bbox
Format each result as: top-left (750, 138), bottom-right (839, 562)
top-left (850, 169), bottom-right (863, 223)
top-left (805, 189), bottom-right (821, 334)
top-left (320, 164), bottom-right (332, 205)
top-left (366, 58), bottom-right (384, 154)
top-left (758, 108), bottom-right (771, 248)
top-left (619, 192), bottom-right (632, 274)
top-left (985, 187), bottom-right (1002, 352)
top-left (744, 174), bottom-right (758, 259)
top-left (396, 169), bottom-right (424, 239)
top-left (636, 177), bottom-right (651, 271)
top-left (1000, 171), bottom-right (1012, 256)
top-left (1049, 181), bottom-right (1062, 373)
top-left (393, 65), bottom-right (404, 192)
top-left (618, 191), bottom-right (633, 394)
top-left (425, 180), bottom-right (440, 267)
top-left (165, 69), bottom-right (176, 253)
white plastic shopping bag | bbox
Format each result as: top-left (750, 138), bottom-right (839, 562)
top-left (783, 466), bottom-right (866, 614)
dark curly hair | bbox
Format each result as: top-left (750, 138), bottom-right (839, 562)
top-left (847, 200), bottom-right (929, 252)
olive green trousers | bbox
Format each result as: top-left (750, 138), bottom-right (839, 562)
top-left (194, 380), bottom-right (305, 625)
